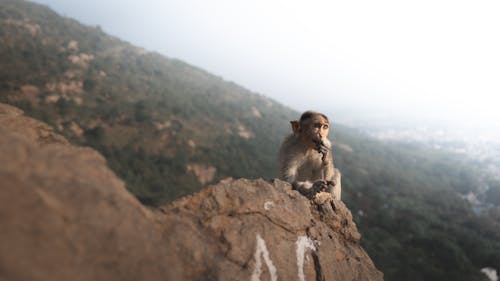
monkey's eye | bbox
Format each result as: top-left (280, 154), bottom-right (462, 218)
top-left (323, 124), bottom-right (329, 130)
top-left (313, 123), bottom-right (322, 129)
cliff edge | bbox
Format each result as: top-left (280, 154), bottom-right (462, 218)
top-left (0, 103), bottom-right (383, 281)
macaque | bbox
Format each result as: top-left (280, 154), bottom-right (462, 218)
top-left (279, 111), bottom-right (341, 200)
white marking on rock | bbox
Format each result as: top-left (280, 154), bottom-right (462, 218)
top-left (251, 234), bottom-right (278, 281)
top-left (296, 236), bottom-right (317, 281)
top-left (482, 267), bottom-right (499, 281)
top-left (264, 201), bottom-right (274, 211)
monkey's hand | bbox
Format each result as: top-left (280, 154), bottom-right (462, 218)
top-left (316, 140), bottom-right (330, 162)
top-left (326, 180), bottom-right (337, 186)
top-left (318, 180), bottom-right (337, 194)
top-left (292, 180), bottom-right (328, 199)
top-left (311, 180), bottom-right (328, 196)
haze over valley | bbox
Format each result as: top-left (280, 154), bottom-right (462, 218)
top-left (31, 0), bottom-right (500, 138)
top-left (31, 0), bottom-right (500, 176)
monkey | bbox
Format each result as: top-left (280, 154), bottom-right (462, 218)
top-left (279, 111), bottom-right (342, 200)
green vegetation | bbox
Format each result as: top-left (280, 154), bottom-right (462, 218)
top-left (1, 1), bottom-right (500, 280)
top-left (335, 127), bottom-right (500, 280)
top-left (0, 0), bottom-right (295, 203)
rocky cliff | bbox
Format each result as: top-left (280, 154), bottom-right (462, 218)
top-left (0, 103), bottom-right (383, 281)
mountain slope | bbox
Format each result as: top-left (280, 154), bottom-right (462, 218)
top-left (0, 0), bottom-right (296, 204)
top-left (2, 1), bottom-right (500, 280)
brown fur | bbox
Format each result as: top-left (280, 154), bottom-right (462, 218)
top-left (279, 111), bottom-right (341, 200)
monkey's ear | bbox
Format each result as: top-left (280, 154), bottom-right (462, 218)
top-left (290, 120), bottom-right (300, 133)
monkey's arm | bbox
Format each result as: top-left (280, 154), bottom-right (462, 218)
top-left (331, 169), bottom-right (342, 200)
top-left (324, 163), bottom-right (342, 200)
top-left (319, 143), bottom-right (342, 200)
top-left (322, 151), bottom-right (335, 181)
top-left (317, 139), bottom-right (335, 181)
top-left (280, 157), bottom-right (326, 198)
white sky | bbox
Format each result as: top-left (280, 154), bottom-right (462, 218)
top-left (32, 0), bottom-right (500, 134)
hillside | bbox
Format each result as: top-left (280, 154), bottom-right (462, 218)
top-left (0, 0), bottom-right (296, 204)
top-left (1, 1), bottom-right (500, 280)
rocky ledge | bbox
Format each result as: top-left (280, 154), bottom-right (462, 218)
top-left (0, 103), bottom-right (383, 281)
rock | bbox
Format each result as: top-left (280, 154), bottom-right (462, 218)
top-left (160, 179), bottom-right (382, 281)
top-left (0, 103), bottom-right (68, 146)
top-left (0, 103), bottom-right (383, 281)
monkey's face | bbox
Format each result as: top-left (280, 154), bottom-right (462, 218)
top-left (301, 116), bottom-right (330, 147)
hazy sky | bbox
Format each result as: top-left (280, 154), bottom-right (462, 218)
top-left (32, 0), bottom-right (500, 133)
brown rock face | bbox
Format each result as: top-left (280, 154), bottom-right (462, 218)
top-left (0, 103), bottom-right (383, 281)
